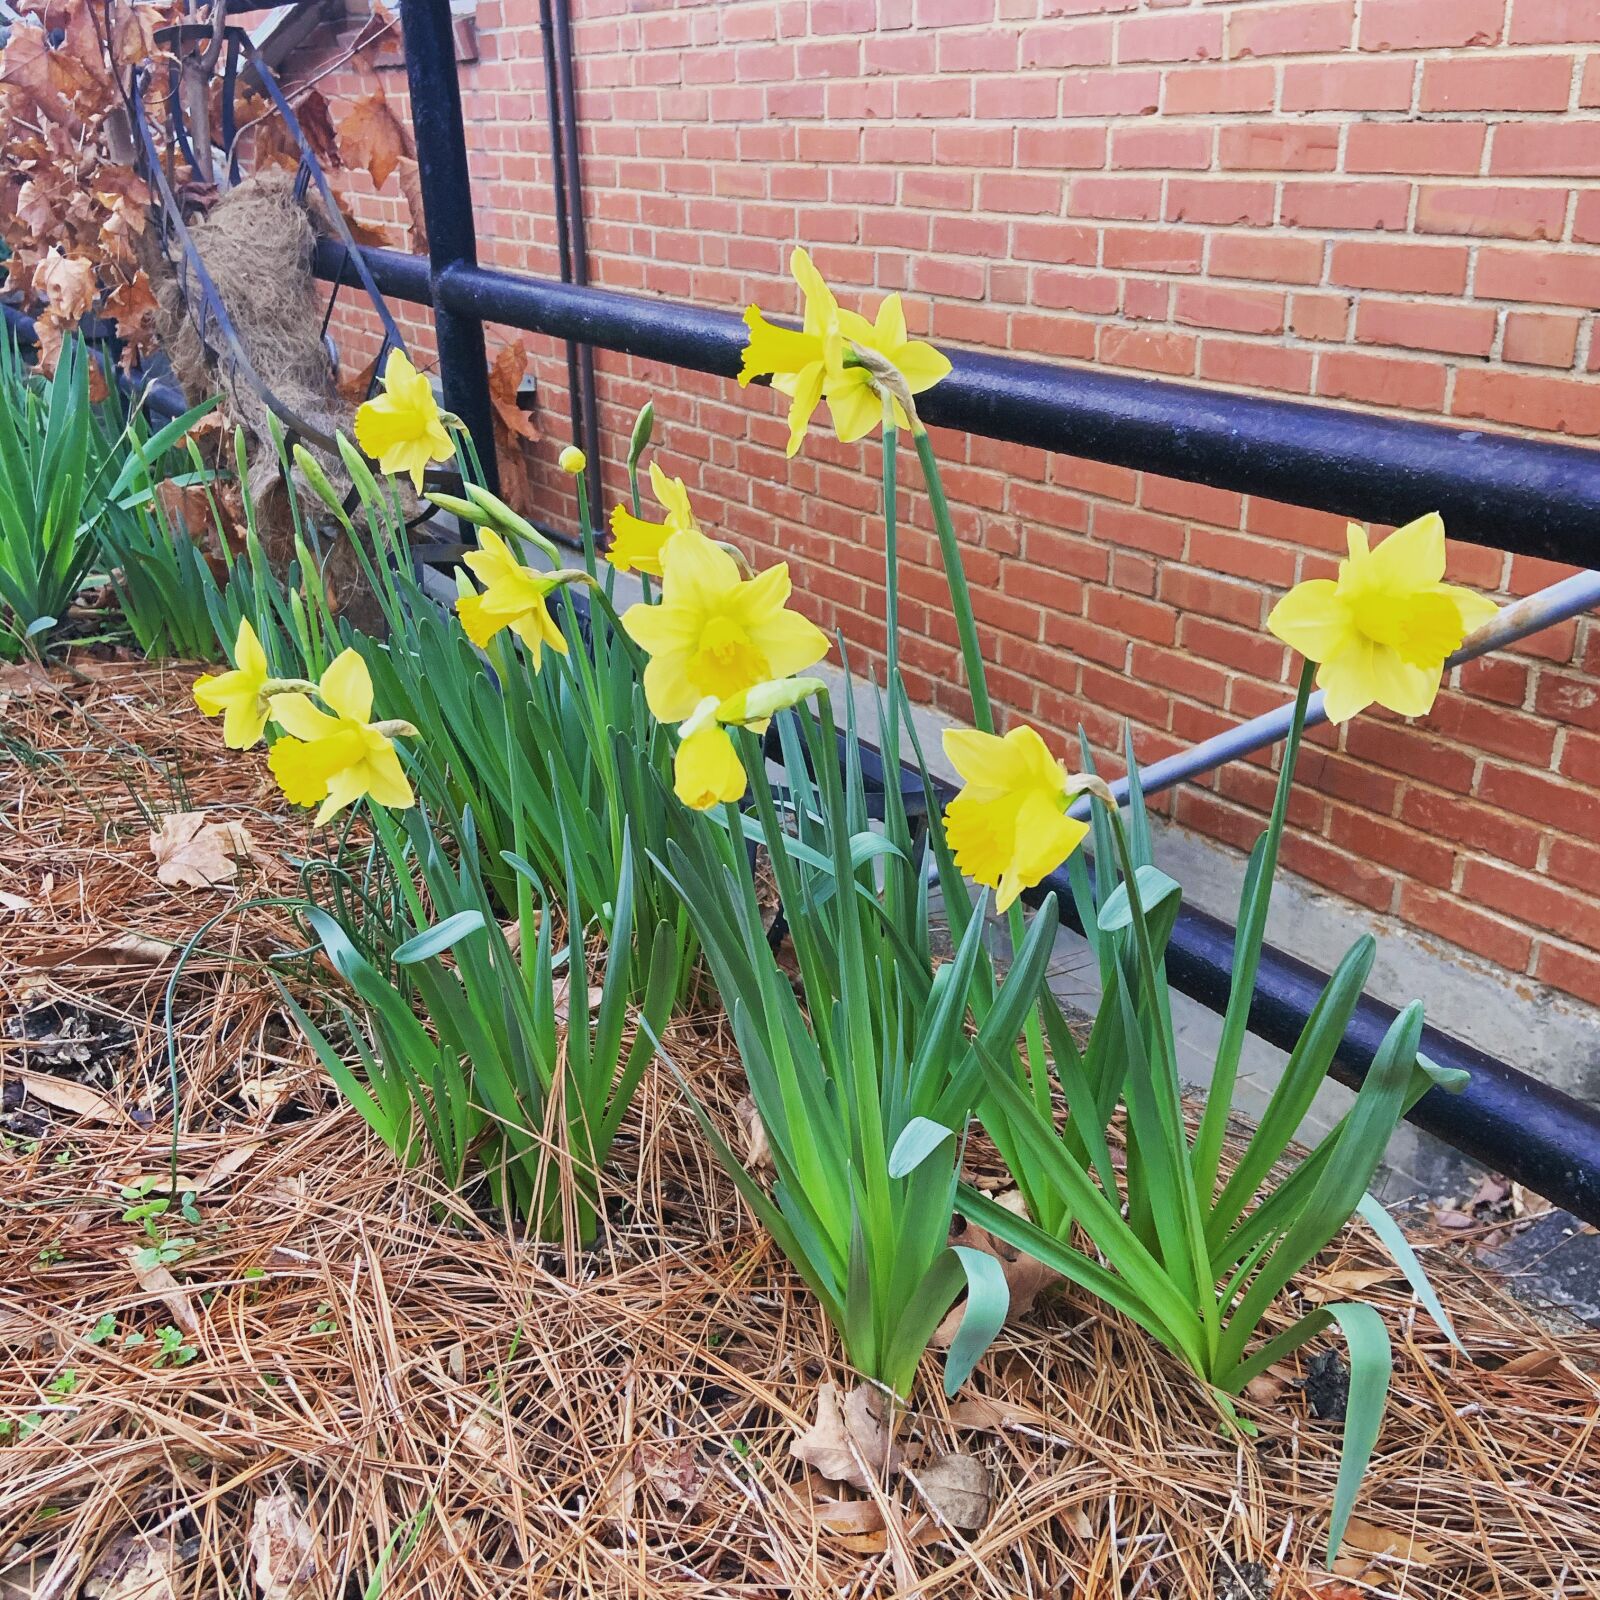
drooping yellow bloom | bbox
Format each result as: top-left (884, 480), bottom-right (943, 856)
top-left (672, 677), bottom-right (827, 810)
top-left (622, 530), bottom-right (830, 725)
top-left (824, 292), bottom-right (952, 445)
top-left (454, 526), bottom-right (569, 668)
top-left (353, 349), bottom-right (454, 492)
top-left (1267, 514), bottom-right (1499, 724)
top-left (941, 725), bottom-right (1090, 914)
top-left (193, 619), bottom-right (273, 749)
top-left (739, 247), bottom-right (842, 457)
top-left (267, 650), bottom-right (416, 826)
top-left (739, 247), bottom-right (951, 455)
top-left (608, 461), bottom-right (700, 578)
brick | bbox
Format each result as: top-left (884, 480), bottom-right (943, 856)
top-left (1219, 123), bottom-right (1340, 172)
top-left (1330, 239), bottom-right (1470, 294)
top-left (1032, 269), bottom-right (1120, 313)
top-left (1346, 121), bottom-right (1489, 176)
top-left (1282, 832), bottom-right (1398, 913)
top-left (1019, 21), bottom-right (1115, 69)
top-left (1290, 291), bottom-right (1351, 341)
top-left (1086, 587), bottom-right (1177, 644)
top-left (1533, 943), bottom-right (1600, 1008)
top-left (1560, 728), bottom-right (1600, 786)
top-left (1420, 54), bottom-right (1573, 111)
top-left (1508, 0), bottom-right (1600, 45)
top-left (1097, 325), bottom-right (1198, 375)
top-left (1209, 233), bottom-right (1325, 283)
top-left (1354, 297), bottom-right (1498, 357)
top-left (979, 173), bottom-right (1065, 214)
top-left (1059, 68), bottom-right (1161, 116)
top-left (1116, 11), bottom-right (1223, 61)
top-left (1586, 52), bottom-right (1600, 104)
top-left (1165, 178), bottom-right (1276, 226)
top-left (1013, 220), bottom-right (1100, 263)
top-left (1535, 668), bottom-right (1600, 729)
top-left (1015, 126), bottom-right (1108, 168)
top-left (1415, 184), bottom-right (1566, 241)
top-left (974, 74), bottom-right (1061, 118)
top-left (1503, 311), bottom-right (1581, 368)
top-left (1103, 226), bottom-right (1205, 273)
top-left (1069, 176), bottom-right (1163, 221)
top-left (1399, 885), bottom-right (1534, 969)
top-left (1579, 190), bottom-right (1600, 242)
top-left (1479, 762), bottom-right (1600, 838)
top-left (1161, 563), bottom-right (1274, 626)
top-left (1281, 180), bottom-right (1412, 231)
top-left (1399, 788), bottom-right (1542, 866)
top-left (1112, 125), bottom-right (1215, 169)
top-left (1281, 59), bottom-right (1416, 111)
top-left (1093, 503), bottom-right (1187, 559)
top-left (1491, 120), bottom-right (1600, 175)
top-left (1454, 653), bottom-right (1527, 706)
top-left (1180, 613), bottom-right (1287, 679)
top-left (1231, 1), bottom-right (1355, 58)
top-left (1174, 283), bottom-right (1286, 335)
top-left (1476, 245), bottom-right (1600, 306)
top-left (1359, 0), bottom-right (1508, 50)
top-left (1453, 369), bottom-right (1600, 435)
top-left (1318, 350), bottom-right (1449, 411)
top-left (1329, 807), bottom-right (1456, 888)
top-left (1162, 63), bottom-right (1277, 115)
top-left (1427, 692), bottom-right (1559, 764)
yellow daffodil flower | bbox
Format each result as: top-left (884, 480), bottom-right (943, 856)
top-left (1267, 513), bottom-right (1499, 724)
top-left (739, 247), bottom-right (950, 454)
top-left (672, 677), bottom-right (827, 810)
top-left (941, 725), bottom-right (1090, 913)
top-left (267, 650), bottom-right (416, 826)
top-left (621, 530), bottom-right (829, 724)
top-left (454, 526), bottom-right (569, 668)
top-left (824, 292), bottom-right (952, 445)
top-left (739, 247), bottom-right (842, 457)
top-left (353, 349), bottom-right (454, 492)
top-left (193, 619), bottom-right (275, 749)
top-left (608, 461), bottom-right (700, 578)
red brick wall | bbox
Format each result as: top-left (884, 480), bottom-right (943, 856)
top-left (293, 0), bottom-right (1600, 1006)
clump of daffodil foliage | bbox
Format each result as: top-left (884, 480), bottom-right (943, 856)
top-left (181, 255), bottom-right (1503, 1563)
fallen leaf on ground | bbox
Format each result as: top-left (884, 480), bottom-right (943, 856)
top-left (1495, 1348), bottom-right (1567, 1377)
top-left (11, 1068), bottom-right (122, 1122)
top-left (791, 1380), bottom-right (902, 1491)
top-left (1300, 1267), bottom-right (1400, 1304)
top-left (194, 1138), bottom-right (273, 1194)
top-left (0, 890), bottom-right (32, 911)
top-left (248, 1494), bottom-right (318, 1600)
top-left (814, 1498), bottom-right (885, 1537)
top-left (945, 1394), bottom-right (1032, 1433)
top-left (126, 1250), bottom-right (198, 1335)
top-left (933, 1189), bottom-right (1058, 1346)
top-left (150, 813), bottom-right (255, 890)
top-left (551, 977), bottom-right (602, 1024)
top-left (912, 1451), bottom-right (991, 1531)
top-left (82, 1532), bottom-right (180, 1600)
top-left (22, 933), bottom-right (174, 971)
top-left (1337, 1516), bottom-right (1440, 1568)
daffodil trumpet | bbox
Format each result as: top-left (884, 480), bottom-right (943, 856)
top-left (672, 676), bottom-right (827, 810)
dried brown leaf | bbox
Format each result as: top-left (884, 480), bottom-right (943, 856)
top-left (150, 812), bottom-right (254, 890)
top-left (913, 1451), bottom-right (990, 1531)
top-left (1301, 1267), bottom-right (1400, 1305)
top-left (82, 1532), bottom-right (179, 1600)
top-left (790, 1380), bottom-right (901, 1491)
top-left (341, 91), bottom-right (408, 191)
top-left (248, 1493), bottom-right (318, 1600)
top-left (12, 1067), bottom-right (122, 1123)
top-left (126, 1249), bottom-right (198, 1335)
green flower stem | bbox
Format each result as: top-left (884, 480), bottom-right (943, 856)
top-left (912, 426), bottom-right (993, 736)
top-left (571, 469), bottom-right (599, 580)
top-left (881, 403), bottom-right (902, 759)
top-left (1191, 657), bottom-right (1318, 1199)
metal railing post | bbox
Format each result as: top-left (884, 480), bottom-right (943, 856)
top-left (398, 0), bottom-right (498, 491)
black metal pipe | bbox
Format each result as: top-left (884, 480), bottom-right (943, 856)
top-left (548, 0), bottom-right (604, 524)
top-left (397, 0), bottom-right (498, 493)
top-left (315, 244), bottom-right (1600, 564)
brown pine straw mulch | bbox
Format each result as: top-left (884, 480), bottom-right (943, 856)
top-left (3, 660), bottom-right (1598, 1599)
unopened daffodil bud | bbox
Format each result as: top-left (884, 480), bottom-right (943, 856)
top-left (559, 445), bottom-right (587, 475)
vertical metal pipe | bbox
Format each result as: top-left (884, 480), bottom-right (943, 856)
top-left (536, 0), bottom-right (586, 479)
top-left (550, 0), bottom-right (605, 529)
top-left (398, 0), bottom-right (498, 491)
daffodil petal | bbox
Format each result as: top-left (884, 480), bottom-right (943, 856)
top-left (318, 650), bottom-right (374, 725)
top-left (674, 723), bottom-right (747, 810)
top-left (267, 692), bottom-right (342, 742)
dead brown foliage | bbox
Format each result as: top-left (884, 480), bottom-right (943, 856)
top-left (2, 664), bottom-right (1598, 1598)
